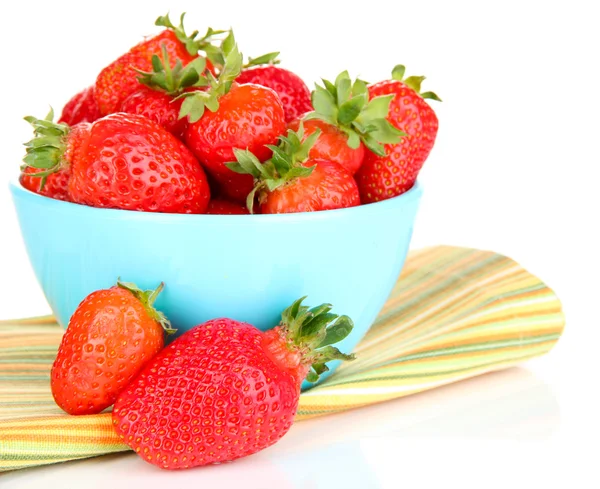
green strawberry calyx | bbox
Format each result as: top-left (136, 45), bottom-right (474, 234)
top-left (279, 296), bottom-right (355, 383)
top-left (175, 29), bottom-right (282, 123)
top-left (177, 30), bottom-right (243, 123)
top-left (135, 44), bottom-right (209, 96)
top-left (391, 64), bottom-right (442, 102)
top-left (225, 124), bottom-right (321, 213)
top-left (304, 71), bottom-right (406, 157)
top-left (155, 12), bottom-right (228, 59)
top-left (21, 109), bottom-right (70, 190)
top-left (242, 51), bottom-right (280, 69)
top-left (116, 279), bottom-right (176, 335)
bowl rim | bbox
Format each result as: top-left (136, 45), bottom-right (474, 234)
top-left (9, 177), bottom-right (423, 222)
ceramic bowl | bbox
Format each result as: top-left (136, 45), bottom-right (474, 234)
top-left (10, 179), bottom-right (422, 387)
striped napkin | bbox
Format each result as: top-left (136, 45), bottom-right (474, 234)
top-left (0, 246), bottom-right (564, 472)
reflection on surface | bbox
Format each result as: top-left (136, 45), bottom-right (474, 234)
top-left (1, 367), bottom-right (559, 489)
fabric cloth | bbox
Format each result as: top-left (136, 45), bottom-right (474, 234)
top-left (0, 246), bottom-right (565, 472)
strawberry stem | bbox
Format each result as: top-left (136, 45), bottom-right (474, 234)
top-left (177, 30), bottom-right (243, 123)
top-left (21, 108), bottom-right (70, 190)
top-left (155, 12), bottom-right (229, 58)
top-left (135, 44), bottom-right (208, 96)
top-left (279, 297), bottom-right (355, 383)
top-left (225, 123), bottom-right (321, 213)
top-left (116, 279), bottom-right (176, 335)
top-left (304, 71), bottom-right (406, 157)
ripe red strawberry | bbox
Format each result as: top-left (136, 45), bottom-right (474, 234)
top-left (51, 280), bottom-right (174, 415)
top-left (119, 49), bottom-right (209, 139)
top-left (290, 71), bottom-right (404, 175)
top-left (95, 13), bottom-right (225, 115)
top-left (288, 118), bottom-right (365, 175)
top-left (181, 39), bottom-right (286, 204)
top-left (20, 166), bottom-right (71, 201)
top-left (355, 65), bottom-right (440, 203)
top-left (120, 87), bottom-right (187, 139)
top-left (237, 65), bottom-right (311, 123)
top-left (22, 112), bottom-right (211, 213)
top-left (260, 159), bottom-right (359, 214)
top-left (58, 86), bottom-right (101, 125)
top-left (206, 199), bottom-right (249, 215)
top-left (112, 297), bottom-right (354, 469)
top-left (184, 80), bottom-right (288, 202)
top-left (228, 126), bottom-right (360, 214)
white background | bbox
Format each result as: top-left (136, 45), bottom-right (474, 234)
top-left (1, 1), bottom-right (599, 487)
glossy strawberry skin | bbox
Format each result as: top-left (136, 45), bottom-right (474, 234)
top-left (67, 113), bottom-right (210, 213)
top-left (289, 119), bottom-right (365, 175)
top-left (355, 80), bottom-right (438, 203)
top-left (59, 86), bottom-right (102, 125)
top-left (185, 83), bottom-right (286, 171)
top-left (51, 286), bottom-right (164, 415)
top-left (261, 159), bottom-right (360, 214)
top-left (112, 319), bottom-right (301, 470)
top-left (95, 30), bottom-right (196, 116)
top-left (20, 167), bottom-right (71, 201)
top-left (206, 199), bottom-right (249, 215)
top-left (237, 66), bottom-right (312, 123)
top-left (119, 87), bottom-right (187, 139)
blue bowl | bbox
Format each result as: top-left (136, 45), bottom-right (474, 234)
top-left (10, 180), bottom-right (422, 388)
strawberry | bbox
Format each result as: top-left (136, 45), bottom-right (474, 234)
top-left (112, 297), bottom-right (354, 469)
top-left (22, 112), bottom-right (211, 214)
top-left (51, 280), bottom-right (174, 415)
top-left (119, 87), bottom-right (188, 139)
top-left (237, 64), bottom-right (312, 123)
top-left (95, 13), bottom-right (226, 115)
top-left (206, 199), bottom-right (249, 215)
top-left (119, 47), bottom-right (209, 138)
top-left (288, 118), bottom-right (365, 174)
top-left (228, 126), bottom-right (360, 214)
top-left (291, 71), bottom-right (404, 175)
top-left (181, 36), bottom-right (286, 204)
top-left (20, 165), bottom-right (71, 201)
top-left (58, 86), bottom-right (101, 125)
top-left (355, 65), bottom-right (441, 203)
top-left (208, 167), bottom-right (256, 204)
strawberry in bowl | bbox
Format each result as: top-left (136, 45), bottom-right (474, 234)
top-left (11, 12), bottom-right (436, 388)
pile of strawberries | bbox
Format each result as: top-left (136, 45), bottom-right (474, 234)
top-left (27, 12), bottom-right (441, 471)
top-left (51, 279), bottom-right (354, 470)
top-left (20, 13), bottom-right (439, 215)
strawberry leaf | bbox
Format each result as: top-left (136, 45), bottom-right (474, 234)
top-left (338, 96), bottom-right (365, 125)
top-left (311, 86), bottom-right (337, 119)
top-left (227, 124), bottom-right (321, 212)
top-left (137, 46), bottom-right (207, 96)
top-left (116, 279), bottom-right (175, 335)
top-left (244, 51), bottom-right (280, 68)
top-left (179, 95), bottom-right (206, 123)
top-left (390, 65), bottom-right (442, 102)
top-left (421, 91), bottom-right (442, 102)
top-left (307, 70), bottom-right (404, 156)
top-left (278, 297), bottom-right (356, 382)
top-left (155, 12), bottom-right (229, 58)
top-left (392, 64), bottom-right (406, 81)
top-left (361, 94), bottom-right (394, 120)
top-left (335, 71), bottom-right (352, 104)
top-left (21, 110), bottom-right (70, 188)
top-left (319, 315), bottom-right (354, 347)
